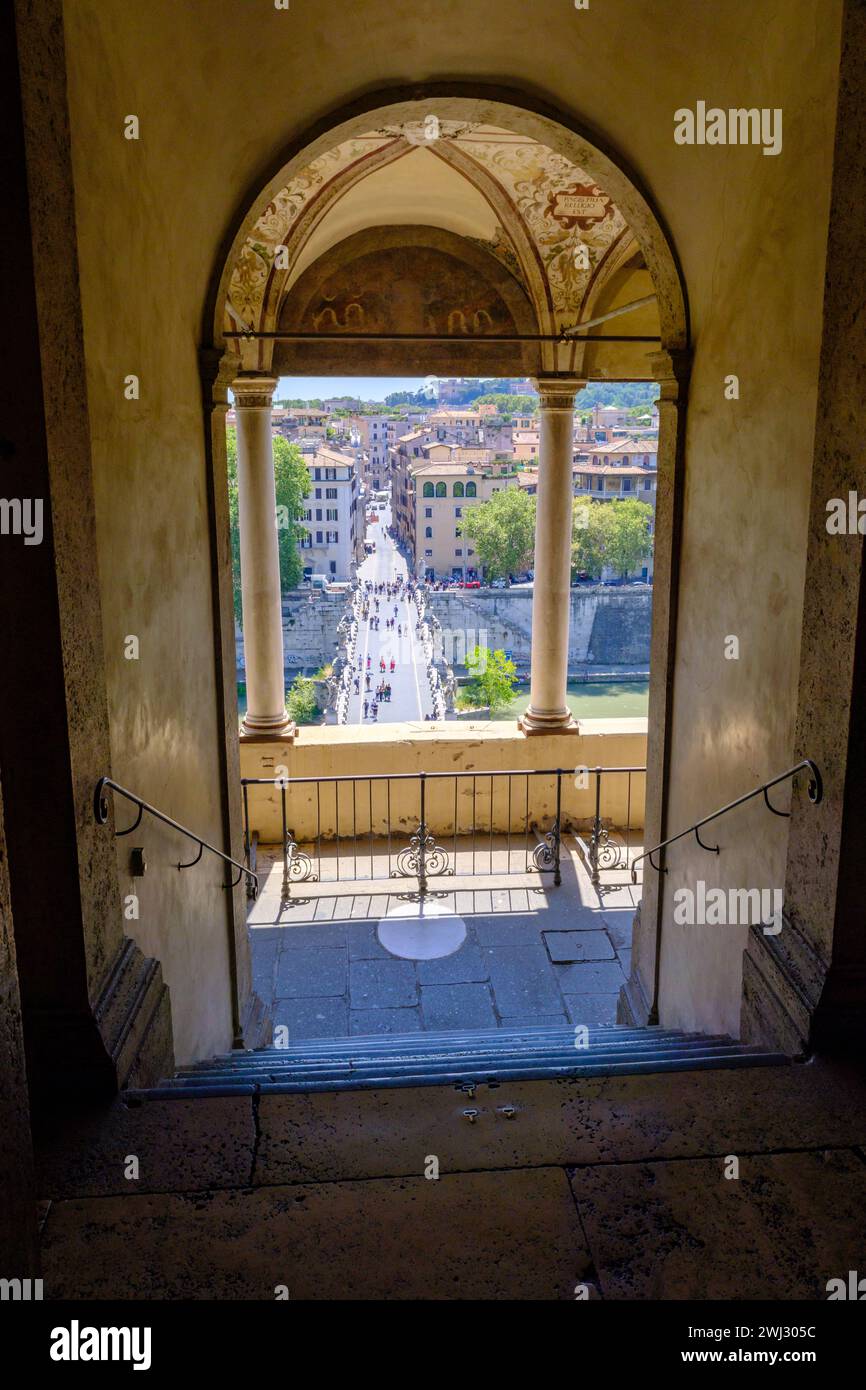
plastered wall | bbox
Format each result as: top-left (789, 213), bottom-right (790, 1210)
top-left (60, 0), bottom-right (842, 1051)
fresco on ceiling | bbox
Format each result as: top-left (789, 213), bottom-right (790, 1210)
top-left (226, 124), bottom-right (630, 335)
top-left (282, 246), bottom-right (518, 338)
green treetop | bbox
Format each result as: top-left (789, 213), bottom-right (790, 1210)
top-left (459, 487), bottom-right (536, 580)
top-left (572, 496), bottom-right (653, 579)
top-left (464, 646), bottom-right (518, 718)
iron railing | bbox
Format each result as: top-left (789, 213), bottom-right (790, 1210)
top-left (94, 776), bottom-right (258, 894)
top-left (241, 765), bottom-right (646, 903)
top-left (638, 758), bottom-right (823, 1025)
top-left (633, 759), bottom-right (823, 881)
top-left (573, 766), bottom-right (646, 884)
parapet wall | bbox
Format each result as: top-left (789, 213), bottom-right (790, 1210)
top-left (239, 719), bottom-right (647, 843)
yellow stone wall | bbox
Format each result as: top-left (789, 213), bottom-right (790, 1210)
top-left (240, 718), bottom-right (648, 843)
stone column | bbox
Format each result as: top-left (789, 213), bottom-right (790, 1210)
top-left (233, 374), bottom-right (291, 735)
top-left (520, 377), bottom-right (584, 733)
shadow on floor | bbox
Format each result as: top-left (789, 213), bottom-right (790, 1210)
top-left (248, 840), bottom-right (641, 1039)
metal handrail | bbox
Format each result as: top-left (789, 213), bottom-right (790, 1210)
top-left (241, 765), bottom-right (647, 902)
top-left (94, 776), bottom-right (258, 893)
top-left (241, 764), bottom-right (647, 786)
top-left (631, 758), bottom-right (823, 882)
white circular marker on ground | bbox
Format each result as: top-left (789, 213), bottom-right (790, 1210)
top-left (377, 897), bottom-right (467, 960)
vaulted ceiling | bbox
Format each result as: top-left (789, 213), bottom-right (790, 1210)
top-left (225, 121), bottom-right (659, 377)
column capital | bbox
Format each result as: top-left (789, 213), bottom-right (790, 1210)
top-left (232, 373), bottom-right (278, 409)
top-left (532, 376), bottom-right (586, 411)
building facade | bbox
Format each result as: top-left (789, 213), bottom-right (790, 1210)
top-left (299, 447), bottom-right (361, 580)
top-left (414, 457), bottom-right (523, 579)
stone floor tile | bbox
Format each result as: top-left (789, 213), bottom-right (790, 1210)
top-left (562, 993), bottom-right (619, 1027)
top-left (484, 944), bottom-right (563, 1015)
top-left (420, 982), bottom-right (497, 1030)
top-left (278, 922), bottom-right (349, 950)
top-left (347, 923), bottom-right (392, 960)
top-left (36, 1097), bottom-right (254, 1200)
top-left (474, 917), bottom-right (547, 948)
top-left (275, 946), bottom-right (347, 998)
top-left (556, 960), bottom-right (626, 994)
top-left (41, 1168), bottom-right (589, 1300)
top-left (569, 1149), bottom-right (866, 1300)
top-left (271, 997), bottom-right (348, 1040)
top-left (415, 941), bottom-right (487, 985)
top-left (349, 957), bottom-right (417, 1008)
top-left (350, 1007), bottom-right (423, 1035)
top-left (543, 930), bottom-right (615, 962)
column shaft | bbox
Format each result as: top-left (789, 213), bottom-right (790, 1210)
top-left (233, 375), bottom-right (290, 735)
top-left (521, 378), bottom-right (583, 733)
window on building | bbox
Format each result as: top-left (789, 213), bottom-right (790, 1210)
top-left (325, 468), bottom-right (336, 480)
top-left (425, 526), bottom-right (433, 538)
top-left (326, 487), bottom-right (337, 499)
top-left (623, 479), bottom-right (632, 492)
top-left (455, 548), bottom-right (463, 557)
top-left (425, 507), bottom-right (432, 518)
top-left (315, 487), bottom-right (322, 499)
top-left (435, 482), bottom-right (447, 497)
top-left (326, 508), bottom-right (338, 521)
top-left (455, 527), bottom-right (461, 538)
top-left (422, 482), bottom-right (434, 498)
top-left (315, 530), bottom-right (323, 543)
top-left (424, 548), bottom-right (433, 558)
top-left (465, 482), bottom-right (477, 497)
top-left (453, 481), bottom-right (464, 497)
top-left (314, 468), bottom-right (321, 481)
top-left (455, 506), bottom-right (462, 518)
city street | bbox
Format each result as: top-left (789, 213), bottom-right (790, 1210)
top-left (345, 501), bottom-right (435, 724)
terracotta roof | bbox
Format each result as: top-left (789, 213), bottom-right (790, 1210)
top-left (584, 438), bottom-right (658, 457)
top-left (314, 447), bottom-right (356, 467)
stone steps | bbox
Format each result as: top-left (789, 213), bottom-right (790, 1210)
top-left (133, 1023), bottom-right (789, 1098)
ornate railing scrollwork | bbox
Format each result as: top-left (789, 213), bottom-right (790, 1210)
top-left (392, 829), bottom-right (452, 884)
top-left (591, 821), bottom-right (628, 874)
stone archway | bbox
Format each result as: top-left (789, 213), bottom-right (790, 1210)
top-left (200, 87), bottom-right (691, 1032)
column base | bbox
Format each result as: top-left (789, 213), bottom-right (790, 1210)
top-left (518, 709), bottom-right (579, 735)
top-left (240, 714), bottom-right (297, 741)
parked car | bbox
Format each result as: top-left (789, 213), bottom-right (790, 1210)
top-left (463, 579), bottom-right (481, 589)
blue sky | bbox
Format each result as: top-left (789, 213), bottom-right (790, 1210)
top-left (278, 376), bottom-right (438, 402)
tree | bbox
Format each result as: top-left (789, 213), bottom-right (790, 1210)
top-left (576, 382), bottom-right (659, 410)
top-left (286, 675), bottom-right (320, 724)
top-left (459, 487), bottom-right (536, 579)
top-left (572, 498), bottom-right (611, 578)
top-left (226, 427), bottom-right (311, 625)
top-left (603, 497), bottom-right (654, 577)
top-left (473, 392), bottom-right (537, 417)
top-left (464, 646), bottom-right (518, 718)
top-left (572, 496), bottom-right (653, 579)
